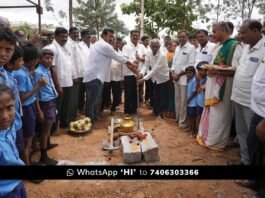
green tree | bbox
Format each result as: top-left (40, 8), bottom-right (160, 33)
top-left (12, 22), bottom-right (34, 37)
top-left (73, 0), bottom-right (129, 38)
top-left (121, 0), bottom-right (212, 37)
top-left (44, 0), bottom-right (67, 26)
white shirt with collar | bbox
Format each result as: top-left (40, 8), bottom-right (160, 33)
top-left (122, 41), bottom-right (146, 76)
top-left (251, 57), bottom-right (265, 118)
top-left (110, 49), bottom-right (123, 82)
top-left (44, 40), bottom-right (73, 87)
top-left (66, 37), bottom-right (86, 79)
top-left (160, 45), bottom-right (168, 54)
top-left (231, 36), bottom-right (265, 107)
top-left (195, 41), bottom-right (216, 66)
top-left (83, 39), bottom-right (128, 84)
top-left (78, 40), bottom-right (90, 62)
top-left (140, 50), bottom-right (169, 84)
top-left (171, 42), bottom-right (196, 85)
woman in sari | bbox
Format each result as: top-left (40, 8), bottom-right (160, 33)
top-left (196, 22), bottom-right (242, 150)
top-left (166, 41), bottom-right (178, 118)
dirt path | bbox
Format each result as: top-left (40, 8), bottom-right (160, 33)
top-left (26, 104), bottom-right (254, 198)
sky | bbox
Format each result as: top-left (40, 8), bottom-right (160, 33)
top-left (0, 0), bottom-right (263, 38)
top-left (0, 0), bottom-right (136, 29)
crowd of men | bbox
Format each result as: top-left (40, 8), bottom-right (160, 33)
top-left (0, 15), bottom-right (265, 197)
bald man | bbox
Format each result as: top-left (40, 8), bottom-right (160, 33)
top-left (0, 16), bottom-right (10, 27)
top-left (137, 39), bottom-right (170, 118)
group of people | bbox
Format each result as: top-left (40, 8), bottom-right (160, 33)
top-left (1, 14), bottom-right (265, 197)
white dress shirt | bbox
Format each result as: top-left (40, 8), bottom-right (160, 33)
top-left (140, 50), bottom-right (169, 84)
top-left (231, 36), bottom-right (265, 107)
top-left (66, 37), bottom-right (86, 79)
top-left (78, 41), bottom-right (90, 62)
top-left (160, 45), bottom-right (168, 54)
top-left (110, 49), bottom-right (123, 81)
top-left (251, 58), bottom-right (265, 118)
top-left (171, 42), bottom-right (196, 85)
top-left (122, 41), bottom-right (146, 76)
top-left (83, 39), bottom-right (128, 84)
top-left (44, 40), bottom-right (73, 87)
top-left (195, 41), bottom-right (216, 66)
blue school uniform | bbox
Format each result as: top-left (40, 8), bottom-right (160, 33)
top-left (34, 64), bottom-right (57, 102)
top-left (0, 124), bottom-right (24, 197)
top-left (187, 76), bottom-right (197, 107)
top-left (0, 66), bottom-right (22, 131)
top-left (197, 77), bottom-right (207, 108)
top-left (13, 66), bottom-right (37, 138)
top-left (13, 66), bottom-right (36, 106)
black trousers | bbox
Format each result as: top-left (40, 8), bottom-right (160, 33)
top-left (78, 79), bottom-right (85, 113)
top-left (145, 79), bottom-right (154, 107)
top-left (124, 75), bottom-right (137, 114)
top-left (102, 82), bottom-right (111, 110)
top-left (110, 81), bottom-right (121, 112)
top-left (153, 81), bottom-right (168, 116)
top-left (247, 113), bottom-right (265, 196)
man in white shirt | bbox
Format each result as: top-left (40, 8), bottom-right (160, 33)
top-left (141, 35), bottom-right (153, 105)
top-left (160, 35), bottom-right (171, 54)
top-left (110, 37), bottom-right (123, 114)
top-left (172, 30), bottom-right (196, 128)
top-left (137, 39), bottom-right (169, 117)
top-left (240, 56), bottom-right (265, 197)
top-left (122, 30), bottom-right (146, 114)
top-left (78, 29), bottom-right (91, 113)
top-left (83, 28), bottom-right (137, 121)
top-left (230, 20), bottom-right (265, 165)
top-left (66, 27), bottom-right (86, 120)
top-left (195, 29), bottom-right (216, 67)
top-left (44, 27), bottom-right (74, 128)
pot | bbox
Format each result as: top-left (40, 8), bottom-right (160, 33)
top-left (120, 115), bottom-right (135, 133)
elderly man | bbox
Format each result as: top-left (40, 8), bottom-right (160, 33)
top-left (172, 30), bottom-right (196, 128)
top-left (83, 28), bottom-right (137, 122)
top-left (229, 20), bottom-right (265, 165)
top-left (44, 27), bottom-right (74, 128)
top-left (137, 39), bottom-right (169, 117)
top-left (196, 22), bottom-right (242, 150)
top-left (0, 16), bottom-right (10, 27)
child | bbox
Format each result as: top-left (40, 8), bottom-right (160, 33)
top-left (4, 46), bottom-right (25, 153)
top-left (196, 61), bottom-right (208, 132)
top-left (34, 49), bottom-right (58, 165)
top-left (185, 66), bottom-right (197, 137)
top-left (14, 43), bottom-right (47, 166)
top-left (0, 84), bottom-right (27, 198)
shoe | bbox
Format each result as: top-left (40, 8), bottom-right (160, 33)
top-left (39, 156), bottom-right (58, 166)
top-left (29, 179), bottom-right (44, 184)
top-left (47, 143), bottom-right (58, 150)
top-left (235, 180), bottom-right (258, 191)
top-left (227, 160), bottom-right (245, 166)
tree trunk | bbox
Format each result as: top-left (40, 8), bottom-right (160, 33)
top-left (69, 0), bottom-right (73, 27)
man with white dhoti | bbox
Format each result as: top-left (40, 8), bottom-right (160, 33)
top-left (196, 22), bottom-right (242, 150)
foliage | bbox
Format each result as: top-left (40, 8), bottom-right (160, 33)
top-left (73, 0), bottom-right (129, 37)
top-left (12, 22), bottom-right (34, 37)
top-left (44, 0), bottom-right (67, 26)
top-left (120, 0), bottom-right (213, 37)
top-left (213, 0), bottom-right (265, 22)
